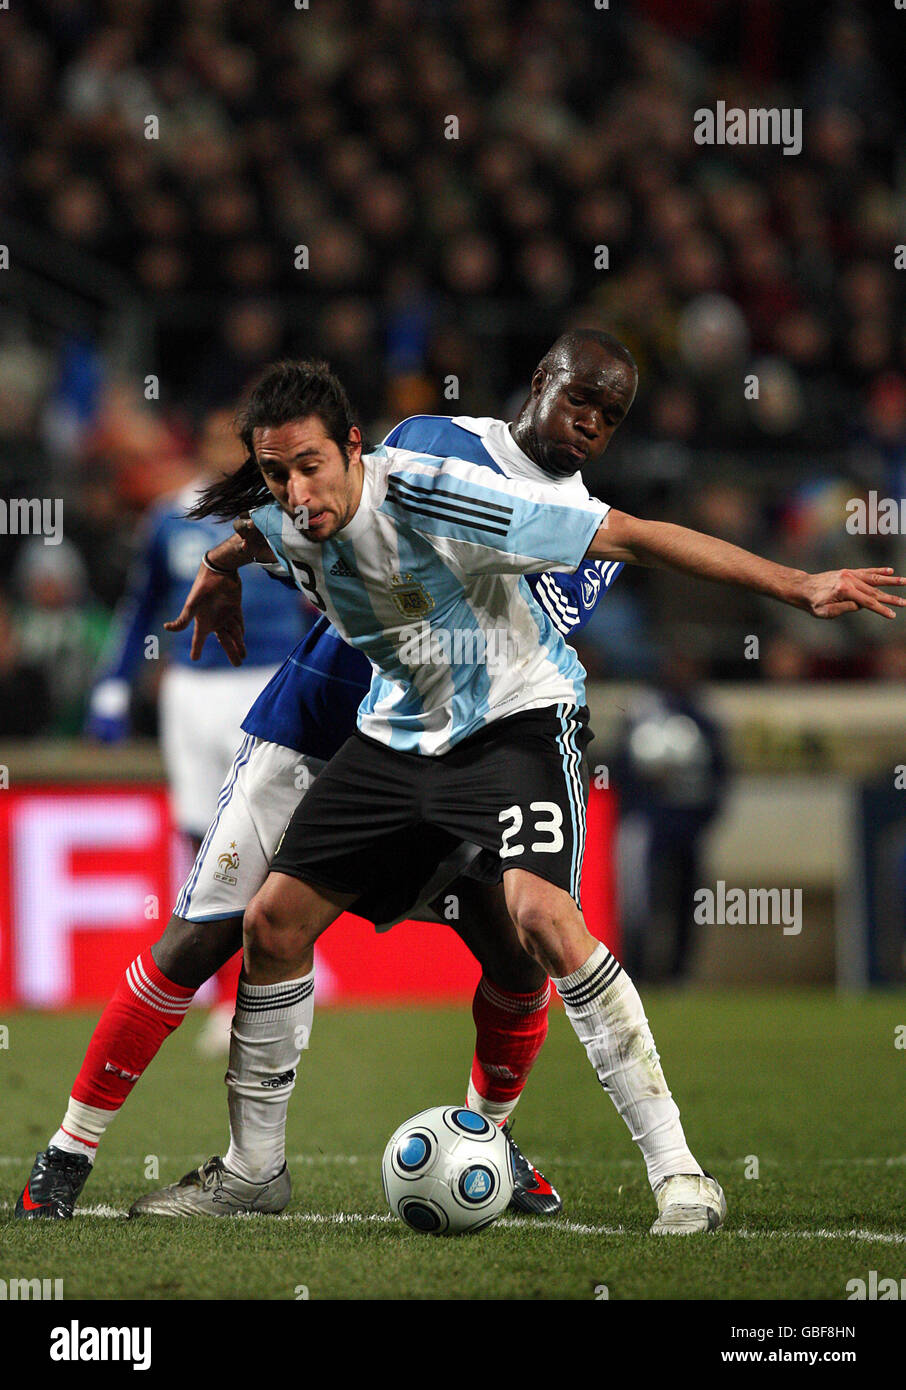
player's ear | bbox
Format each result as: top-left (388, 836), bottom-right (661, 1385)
top-left (346, 425), bottom-right (363, 465)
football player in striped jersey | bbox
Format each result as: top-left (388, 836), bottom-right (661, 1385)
top-left (148, 352), bottom-right (901, 1236)
top-left (16, 333), bottom-right (637, 1223)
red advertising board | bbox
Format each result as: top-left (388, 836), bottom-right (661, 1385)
top-left (0, 784), bottom-right (618, 1007)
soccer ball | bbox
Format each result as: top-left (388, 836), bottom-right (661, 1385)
top-left (381, 1105), bottom-right (515, 1235)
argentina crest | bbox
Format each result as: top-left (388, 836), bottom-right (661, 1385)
top-left (389, 572), bottom-right (435, 619)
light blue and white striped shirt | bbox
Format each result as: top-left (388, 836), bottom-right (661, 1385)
top-left (250, 445), bottom-right (608, 755)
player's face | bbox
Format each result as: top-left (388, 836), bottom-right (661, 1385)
top-left (253, 417), bottom-right (364, 540)
top-left (528, 351), bottom-right (637, 478)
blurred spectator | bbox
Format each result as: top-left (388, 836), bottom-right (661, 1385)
top-left (613, 650), bottom-right (727, 981)
top-left (0, 589), bottom-right (52, 736)
top-left (11, 538), bottom-right (110, 735)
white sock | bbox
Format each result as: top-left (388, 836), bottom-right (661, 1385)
top-left (554, 943), bottom-right (703, 1190)
top-left (224, 971), bottom-right (314, 1183)
top-left (466, 1079), bottom-right (518, 1128)
top-left (50, 1099), bottom-right (118, 1163)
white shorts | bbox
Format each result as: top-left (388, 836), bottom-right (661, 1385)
top-left (173, 733), bottom-right (481, 930)
top-left (160, 664), bottom-right (280, 838)
top-left (174, 736), bottom-right (326, 922)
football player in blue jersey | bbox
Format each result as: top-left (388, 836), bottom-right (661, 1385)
top-left (17, 333), bottom-right (637, 1223)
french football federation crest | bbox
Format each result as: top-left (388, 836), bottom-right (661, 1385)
top-left (214, 843), bottom-right (240, 886)
top-left (390, 572), bottom-right (435, 618)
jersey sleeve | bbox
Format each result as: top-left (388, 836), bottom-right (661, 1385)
top-left (527, 559), bottom-right (624, 635)
top-left (380, 451), bottom-right (609, 577)
top-left (249, 503), bottom-right (294, 582)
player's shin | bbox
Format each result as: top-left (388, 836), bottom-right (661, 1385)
top-left (223, 970), bottom-right (315, 1183)
top-left (553, 942), bottom-right (703, 1189)
top-left (466, 975), bottom-right (551, 1125)
top-left (51, 951), bottom-right (196, 1161)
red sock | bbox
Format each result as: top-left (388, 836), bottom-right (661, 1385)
top-left (70, 952), bottom-right (196, 1113)
top-left (468, 975), bottom-right (551, 1118)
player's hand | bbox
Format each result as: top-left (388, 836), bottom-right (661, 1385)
top-left (797, 568), bottom-right (906, 620)
top-left (164, 565), bottom-right (247, 665)
top-left (233, 514), bottom-right (274, 561)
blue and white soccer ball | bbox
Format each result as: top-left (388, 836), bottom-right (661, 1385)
top-left (382, 1105), bottom-right (515, 1235)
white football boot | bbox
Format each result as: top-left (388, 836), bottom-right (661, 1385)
top-left (650, 1172), bottom-right (726, 1235)
top-left (129, 1156), bottom-right (290, 1217)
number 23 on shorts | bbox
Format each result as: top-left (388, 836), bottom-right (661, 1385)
top-left (498, 802), bottom-right (565, 857)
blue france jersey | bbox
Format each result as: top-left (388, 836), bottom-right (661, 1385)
top-left (249, 445), bottom-right (609, 755)
top-left (241, 415), bottom-right (621, 757)
top-left (383, 416), bottom-right (623, 634)
top-left (97, 481), bottom-right (306, 681)
top-left (242, 615), bottom-right (372, 758)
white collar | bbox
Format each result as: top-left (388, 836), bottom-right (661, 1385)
top-left (451, 416), bottom-right (589, 496)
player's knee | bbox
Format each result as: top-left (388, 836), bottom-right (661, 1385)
top-left (508, 901), bottom-right (590, 978)
top-left (508, 901), bottom-right (559, 960)
top-left (243, 895), bottom-right (282, 958)
top-left (243, 894), bottom-right (311, 968)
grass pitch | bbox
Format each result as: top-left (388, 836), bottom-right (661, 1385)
top-left (1, 990), bottom-right (904, 1302)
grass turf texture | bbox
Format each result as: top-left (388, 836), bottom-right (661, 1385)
top-left (1, 991), bottom-right (904, 1301)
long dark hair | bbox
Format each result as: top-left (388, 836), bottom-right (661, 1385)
top-left (187, 359), bottom-right (358, 520)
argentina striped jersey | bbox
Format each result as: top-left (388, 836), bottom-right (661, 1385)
top-left (250, 445), bottom-right (609, 756)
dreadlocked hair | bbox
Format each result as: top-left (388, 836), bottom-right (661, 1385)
top-left (186, 359), bottom-right (358, 521)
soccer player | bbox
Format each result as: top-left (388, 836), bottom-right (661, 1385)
top-left (85, 407), bottom-right (308, 1039)
top-left (16, 336), bottom-right (630, 1224)
top-left (132, 355), bottom-right (903, 1234)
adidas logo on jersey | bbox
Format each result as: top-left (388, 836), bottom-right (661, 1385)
top-left (329, 555), bottom-right (355, 577)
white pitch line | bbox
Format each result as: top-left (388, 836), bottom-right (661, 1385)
top-left (4, 1154), bottom-right (906, 1168)
top-left (0, 1154), bottom-right (374, 1167)
top-left (3, 1201), bottom-right (904, 1244)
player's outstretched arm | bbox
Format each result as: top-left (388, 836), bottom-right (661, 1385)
top-left (585, 510), bottom-right (906, 620)
top-left (163, 524), bottom-right (276, 665)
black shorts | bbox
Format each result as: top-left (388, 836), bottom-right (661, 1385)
top-left (270, 704), bottom-right (593, 909)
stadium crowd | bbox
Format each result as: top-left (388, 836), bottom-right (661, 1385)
top-left (1, 0), bottom-right (905, 734)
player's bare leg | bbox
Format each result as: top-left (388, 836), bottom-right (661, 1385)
top-left (502, 868), bottom-right (726, 1234)
top-left (129, 874), bottom-right (352, 1217)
